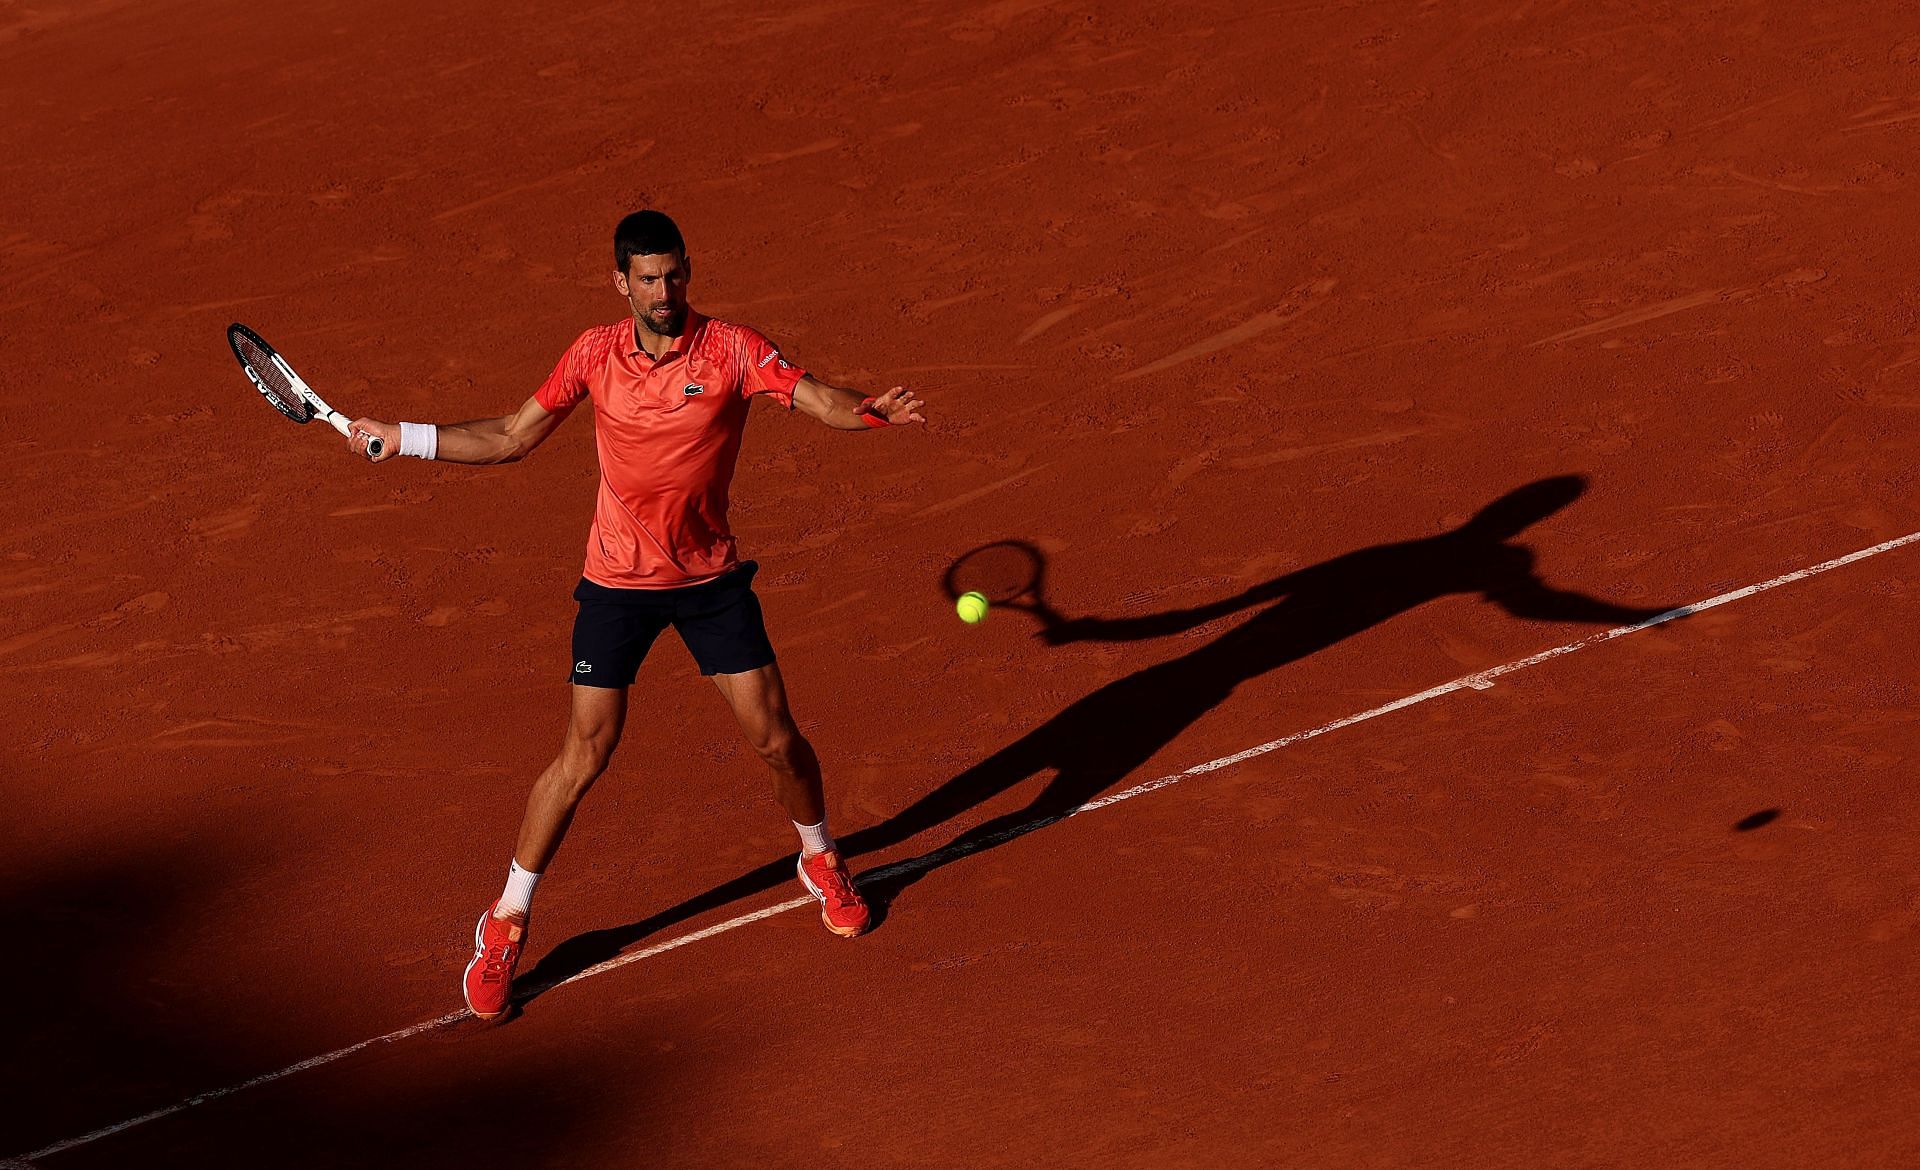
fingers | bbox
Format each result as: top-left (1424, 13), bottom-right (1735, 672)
top-left (347, 418), bottom-right (394, 463)
top-left (881, 386), bottom-right (927, 424)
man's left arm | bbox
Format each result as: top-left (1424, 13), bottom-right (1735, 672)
top-left (791, 377), bottom-right (927, 431)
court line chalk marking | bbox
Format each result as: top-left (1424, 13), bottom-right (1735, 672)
top-left (18, 526), bottom-right (1920, 1163)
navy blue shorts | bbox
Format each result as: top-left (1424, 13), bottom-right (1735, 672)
top-left (569, 561), bottom-right (776, 687)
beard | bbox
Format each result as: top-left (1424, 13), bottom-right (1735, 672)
top-left (636, 304), bottom-right (686, 336)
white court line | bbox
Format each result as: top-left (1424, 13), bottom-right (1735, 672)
top-left (18, 527), bottom-right (1920, 1163)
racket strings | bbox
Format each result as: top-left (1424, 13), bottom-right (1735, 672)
top-left (946, 543), bottom-right (1044, 604)
top-left (232, 330), bottom-right (311, 422)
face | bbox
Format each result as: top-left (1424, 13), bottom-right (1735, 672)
top-left (614, 250), bottom-right (692, 335)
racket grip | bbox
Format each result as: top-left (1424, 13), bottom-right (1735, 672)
top-left (330, 413), bottom-right (383, 459)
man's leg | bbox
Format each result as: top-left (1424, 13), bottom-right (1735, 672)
top-left (513, 682), bottom-right (629, 872)
top-left (712, 663), bottom-right (870, 937)
top-left (711, 662), bottom-right (823, 826)
top-left (464, 683), bottom-right (628, 1018)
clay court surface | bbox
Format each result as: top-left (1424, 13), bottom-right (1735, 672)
top-left (6, 0), bottom-right (1920, 1164)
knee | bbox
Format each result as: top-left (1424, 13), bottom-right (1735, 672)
top-left (560, 721), bottom-right (620, 782)
top-left (751, 726), bottom-right (806, 773)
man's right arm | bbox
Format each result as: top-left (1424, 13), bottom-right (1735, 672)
top-left (347, 394), bottom-right (570, 466)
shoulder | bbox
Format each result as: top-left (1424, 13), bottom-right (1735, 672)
top-left (691, 315), bottom-right (782, 368)
top-left (568, 322), bottom-right (628, 367)
top-left (695, 313), bottom-right (775, 349)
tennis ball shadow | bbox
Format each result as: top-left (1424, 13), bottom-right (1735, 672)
top-left (1734, 808), bottom-right (1780, 831)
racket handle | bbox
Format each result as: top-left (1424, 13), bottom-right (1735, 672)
top-left (329, 412), bottom-right (383, 459)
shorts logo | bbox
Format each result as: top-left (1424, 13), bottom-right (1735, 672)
top-left (574, 661), bottom-right (592, 673)
top-left (682, 382), bottom-right (704, 396)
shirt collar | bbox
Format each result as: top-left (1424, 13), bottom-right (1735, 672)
top-left (627, 309), bottom-right (704, 361)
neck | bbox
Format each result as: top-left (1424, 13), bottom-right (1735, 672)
top-left (632, 313), bottom-right (686, 359)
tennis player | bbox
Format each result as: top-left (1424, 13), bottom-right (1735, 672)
top-left (348, 210), bottom-right (926, 1019)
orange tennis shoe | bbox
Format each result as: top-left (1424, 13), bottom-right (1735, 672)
top-left (462, 901), bottom-right (527, 1019)
top-left (797, 849), bottom-right (871, 938)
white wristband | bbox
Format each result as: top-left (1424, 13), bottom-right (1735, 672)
top-left (398, 422), bottom-right (438, 460)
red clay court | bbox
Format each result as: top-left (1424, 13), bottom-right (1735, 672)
top-left (5, 1), bottom-right (1919, 1165)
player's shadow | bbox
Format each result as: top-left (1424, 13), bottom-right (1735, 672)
top-left (522, 475), bottom-right (1676, 999)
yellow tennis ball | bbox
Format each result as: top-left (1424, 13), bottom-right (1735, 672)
top-left (956, 591), bottom-right (989, 624)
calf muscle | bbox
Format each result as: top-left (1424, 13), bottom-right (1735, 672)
top-left (513, 685), bottom-right (628, 872)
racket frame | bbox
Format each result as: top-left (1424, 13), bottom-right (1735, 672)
top-left (227, 322), bottom-right (383, 457)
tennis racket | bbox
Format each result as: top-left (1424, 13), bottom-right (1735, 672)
top-left (227, 323), bottom-right (383, 459)
top-left (942, 540), bottom-right (1066, 633)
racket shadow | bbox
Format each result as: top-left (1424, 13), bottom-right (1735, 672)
top-left (524, 475), bottom-right (1675, 994)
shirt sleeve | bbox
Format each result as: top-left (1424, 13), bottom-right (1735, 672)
top-left (736, 326), bottom-right (806, 409)
top-left (534, 329), bottom-right (598, 412)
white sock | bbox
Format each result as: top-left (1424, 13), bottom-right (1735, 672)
top-left (497, 860), bottom-right (541, 919)
top-left (794, 819), bottom-right (834, 856)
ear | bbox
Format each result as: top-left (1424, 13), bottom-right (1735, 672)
top-left (612, 268), bottom-right (630, 297)
top-left (681, 254), bottom-right (693, 283)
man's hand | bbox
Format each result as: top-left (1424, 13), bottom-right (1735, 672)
top-left (347, 418), bottom-right (399, 463)
top-left (863, 386), bottom-right (926, 426)
top-left (791, 376), bottom-right (926, 430)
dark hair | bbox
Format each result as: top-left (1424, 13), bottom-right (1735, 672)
top-left (614, 210), bottom-right (685, 272)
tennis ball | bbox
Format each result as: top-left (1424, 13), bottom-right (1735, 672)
top-left (956, 591), bottom-right (989, 624)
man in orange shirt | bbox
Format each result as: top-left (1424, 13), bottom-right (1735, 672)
top-left (348, 210), bottom-right (926, 1020)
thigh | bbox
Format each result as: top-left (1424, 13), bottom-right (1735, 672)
top-left (672, 562), bottom-right (776, 677)
top-left (564, 676), bottom-right (629, 747)
top-left (570, 585), bottom-right (669, 688)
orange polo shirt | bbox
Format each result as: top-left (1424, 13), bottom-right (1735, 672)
top-left (535, 311), bottom-right (806, 589)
